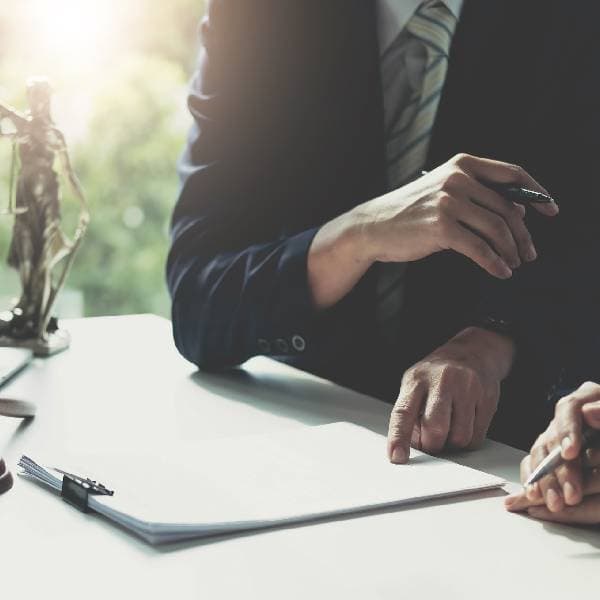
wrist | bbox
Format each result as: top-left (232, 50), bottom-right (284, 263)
top-left (453, 326), bottom-right (516, 381)
top-left (307, 211), bottom-right (375, 310)
top-left (325, 210), bottom-right (376, 271)
top-left (346, 201), bottom-right (382, 264)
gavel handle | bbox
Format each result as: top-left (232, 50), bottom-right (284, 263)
top-left (0, 398), bottom-right (37, 418)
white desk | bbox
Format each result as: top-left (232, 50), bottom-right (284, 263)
top-left (1, 315), bottom-right (598, 599)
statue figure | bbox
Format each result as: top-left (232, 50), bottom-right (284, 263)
top-left (0, 78), bottom-right (90, 355)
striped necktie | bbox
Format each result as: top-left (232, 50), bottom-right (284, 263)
top-left (376, 2), bottom-right (458, 342)
top-left (386, 2), bottom-right (458, 187)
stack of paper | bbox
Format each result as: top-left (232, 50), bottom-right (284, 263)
top-left (19, 422), bottom-right (504, 545)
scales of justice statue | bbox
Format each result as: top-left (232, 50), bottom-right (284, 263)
top-left (0, 78), bottom-right (90, 356)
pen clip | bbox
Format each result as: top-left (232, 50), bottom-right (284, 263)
top-left (58, 469), bottom-right (114, 513)
top-left (54, 467), bottom-right (114, 496)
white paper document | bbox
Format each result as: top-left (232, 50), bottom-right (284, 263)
top-left (19, 422), bottom-right (505, 545)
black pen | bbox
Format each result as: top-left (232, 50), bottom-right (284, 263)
top-left (420, 171), bottom-right (556, 206)
top-left (525, 428), bottom-right (600, 487)
top-left (485, 182), bottom-right (555, 206)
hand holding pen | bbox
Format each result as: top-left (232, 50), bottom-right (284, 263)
top-left (505, 382), bottom-right (600, 524)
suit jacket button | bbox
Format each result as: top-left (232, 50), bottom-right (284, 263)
top-left (275, 338), bottom-right (289, 353)
top-left (291, 334), bottom-right (306, 352)
top-left (257, 339), bottom-right (271, 354)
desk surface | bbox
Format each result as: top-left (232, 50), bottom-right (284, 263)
top-left (1, 315), bottom-right (598, 599)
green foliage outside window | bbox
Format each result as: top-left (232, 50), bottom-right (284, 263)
top-left (0, 0), bottom-right (205, 317)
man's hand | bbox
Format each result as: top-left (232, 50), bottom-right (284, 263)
top-left (359, 153), bottom-right (557, 275)
top-left (308, 153), bottom-right (558, 310)
top-left (387, 326), bottom-right (515, 463)
top-left (505, 382), bottom-right (600, 524)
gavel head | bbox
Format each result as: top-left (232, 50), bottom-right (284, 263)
top-left (26, 77), bottom-right (53, 122)
top-left (0, 458), bottom-right (13, 495)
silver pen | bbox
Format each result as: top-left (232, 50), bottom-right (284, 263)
top-left (525, 428), bottom-right (600, 487)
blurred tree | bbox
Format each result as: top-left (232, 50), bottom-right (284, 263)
top-left (0, 0), bottom-right (205, 318)
top-left (67, 55), bottom-right (188, 316)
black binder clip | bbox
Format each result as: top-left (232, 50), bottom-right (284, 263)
top-left (59, 468), bottom-right (114, 513)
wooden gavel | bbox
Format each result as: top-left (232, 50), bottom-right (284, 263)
top-left (0, 458), bottom-right (13, 495)
top-left (0, 398), bottom-right (36, 496)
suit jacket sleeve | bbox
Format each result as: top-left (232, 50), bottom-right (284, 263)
top-left (167, 2), bottom-right (323, 369)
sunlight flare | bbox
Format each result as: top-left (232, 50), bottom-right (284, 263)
top-left (30, 0), bottom-right (119, 71)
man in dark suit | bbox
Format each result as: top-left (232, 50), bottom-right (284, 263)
top-left (167, 1), bottom-right (600, 457)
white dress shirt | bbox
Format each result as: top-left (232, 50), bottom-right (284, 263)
top-left (377, 0), bottom-right (463, 55)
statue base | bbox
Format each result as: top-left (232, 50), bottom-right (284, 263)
top-left (0, 312), bottom-right (71, 357)
top-left (0, 328), bottom-right (71, 357)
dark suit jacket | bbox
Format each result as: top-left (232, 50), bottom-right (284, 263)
top-left (167, 0), bottom-right (600, 446)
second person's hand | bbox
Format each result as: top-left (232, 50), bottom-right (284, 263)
top-left (505, 382), bottom-right (600, 524)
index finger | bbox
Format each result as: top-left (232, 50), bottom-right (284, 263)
top-left (388, 377), bottom-right (427, 464)
top-left (452, 154), bottom-right (558, 217)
